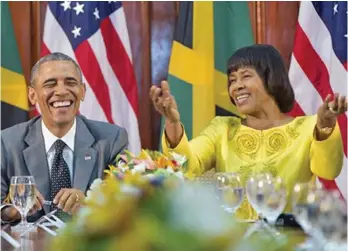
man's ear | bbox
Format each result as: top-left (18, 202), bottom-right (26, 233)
top-left (81, 83), bottom-right (86, 101)
top-left (28, 86), bottom-right (37, 105)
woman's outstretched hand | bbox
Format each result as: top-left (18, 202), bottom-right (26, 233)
top-left (149, 80), bottom-right (183, 148)
top-left (317, 93), bottom-right (347, 129)
top-left (150, 80), bottom-right (180, 123)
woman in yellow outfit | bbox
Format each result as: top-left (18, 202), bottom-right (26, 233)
top-left (150, 44), bottom-right (346, 220)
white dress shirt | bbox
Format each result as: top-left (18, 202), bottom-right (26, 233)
top-left (41, 119), bottom-right (76, 181)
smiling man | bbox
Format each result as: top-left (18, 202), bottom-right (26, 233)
top-left (1, 52), bottom-right (128, 223)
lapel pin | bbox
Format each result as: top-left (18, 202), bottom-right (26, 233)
top-left (85, 155), bottom-right (92, 160)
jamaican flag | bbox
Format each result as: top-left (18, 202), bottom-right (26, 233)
top-left (1, 1), bottom-right (29, 130)
top-left (167, 1), bottom-right (253, 139)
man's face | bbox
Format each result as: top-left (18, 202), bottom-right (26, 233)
top-left (29, 60), bottom-right (86, 127)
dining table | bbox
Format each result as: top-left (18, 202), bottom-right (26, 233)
top-left (1, 222), bottom-right (309, 251)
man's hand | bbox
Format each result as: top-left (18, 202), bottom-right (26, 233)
top-left (54, 188), bottom-right (85, 215)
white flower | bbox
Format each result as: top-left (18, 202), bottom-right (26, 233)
top-left (131, 163), bottom-right (146, 174)
top-left (120, 184), bottom-right (141, 196)
top-left (117, 162), bottom-right (129, 172)
top-left (85, 178), bottom-right (103, 202)
top-left (74, 207), bottom-right (93, 231)
top-left (90, 178), bottom-right (103, 191)
top-left (174, 171), bottom-right (184, 180)
top-left (145, 173), bottom-right (156, 180)
top-left (169, 152), bottom-right (187, 166)
top-left (166, 167), bottom-right (174, 174)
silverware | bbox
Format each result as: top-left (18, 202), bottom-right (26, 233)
top-left (20, 209), bottom-right (57, 237)
top-left (42, 200), bottom-right (53, 206)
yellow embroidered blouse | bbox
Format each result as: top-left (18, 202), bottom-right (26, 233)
top-left (162, 115), bottom-right (343, 220)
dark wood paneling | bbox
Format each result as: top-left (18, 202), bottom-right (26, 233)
top-left (150, 1), bottom-right (176, 148)
top-left (8, 2), bottom-right (32, 85)
top-left (262, 2), bottom-right (299, 69)
top-left (123, 2), bottom-right (153, 149)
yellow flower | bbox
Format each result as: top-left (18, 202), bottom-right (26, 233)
top-left (104, 164), bottom-right (118, 177)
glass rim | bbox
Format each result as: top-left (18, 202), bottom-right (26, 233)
top-left (214, 172), bottom-right (240, 176)
top-left (10, 176), bottom-right (36, 183)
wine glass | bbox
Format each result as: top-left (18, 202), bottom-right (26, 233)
top-left (214, 172), bottom-right (244, 214)
top-left (9, 176), bottom-right (36, 231)
top-left (244, 173), bottom-right (284, 239)
top-left (317, 191), bottom-right (348, 251)
top-left (292, 182), bottom-right (326, 249)
top-left (262, 176), bottom-right (287, 225)
top-left (245, 173), bottom-right (274, 217)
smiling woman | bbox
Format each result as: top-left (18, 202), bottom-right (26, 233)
top-left (227, 45), bottom-right (294, 117)
top-left (150, 44), bottom-right (346, 221)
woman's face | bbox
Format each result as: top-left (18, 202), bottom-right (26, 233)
top-left (228, 67), bottom-right (273, 115)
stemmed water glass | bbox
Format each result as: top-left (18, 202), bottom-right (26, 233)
top-left (317, 191), bottom-right (347, 251)
top-left (214, 172), bottom-right (244, 215)
top-left (292, 182), bottom-right (329, 250)
top-left (9, 176), bottom-right (37, 231)
top-left (243, 173), bottom-right (286, 239)
top-left (262, 176), bottom-right (287, 225)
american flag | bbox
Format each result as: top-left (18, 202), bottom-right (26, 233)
top-left (39, 1), bottom-right (141, 153)
top-left (289, 1), bottom-right (347, 199)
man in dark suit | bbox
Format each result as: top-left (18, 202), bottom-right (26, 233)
top-left (1, 52), bottom-right (128, 222)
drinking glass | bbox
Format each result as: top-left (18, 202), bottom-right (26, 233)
top-left (214, 172), bottom-right (244, 214)
top-left (244, 173), bottom-right (284, 239)
top-left (317, 191), bottom-right (347, 251)
top-left (9, 176), bottom-right (36, 231)
top-left (262, 176), bottom-right (287, 225)
top-left (292, 182), bottom-right (326, 249)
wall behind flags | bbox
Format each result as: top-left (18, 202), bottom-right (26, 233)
top-left (7, 1), bottom-right (299, 150)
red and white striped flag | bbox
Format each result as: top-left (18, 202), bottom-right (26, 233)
top-left (289, 1), bottom-right (347, 199)
top-left (38, 1), bottom-right (141, 153)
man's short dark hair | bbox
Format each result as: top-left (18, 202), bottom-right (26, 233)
top-left (227, 44), bottom-right (295, 113)
top-left (30, 52), bottom-right (82, 86)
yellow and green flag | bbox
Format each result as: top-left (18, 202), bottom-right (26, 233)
top-left (167, 1), bottom-right (253, 139)
top-left (1, 1), bottom-right (28, 129)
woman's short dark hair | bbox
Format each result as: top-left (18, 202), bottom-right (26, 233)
top-left (227, 44), bottom-right (295, 113)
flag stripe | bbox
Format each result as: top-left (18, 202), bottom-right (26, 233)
top-left (293, 25), bottom-right (335, 100)
top-left (293, 24), bottom-right (347, 155)
top-left (1, 101), bottom-right (28, 130)
top-left (88, 29), bottom-right (141, 152)
top-left (41, 42), bottom-right (50, 58)
top-left (75, 41), bottom-right (115, 124)
top-left (109, 9), bottom-right (133, 63)
top-left (318, 177), bottom-right (343, 197)
top-left (100, 17), bottom-right (139, 116)
top-left (289, 55), bottom-right (326, 115)
top-left (0, 2), bottom-right (23, 74)
top-left (1, 68), bottom-right (28, 111)
top-left (289, 101), bottom-right (305, 117)
top-left (213, 1), bottom-right (254, 73)
top-left (168, 75), bottom-right (193, 139)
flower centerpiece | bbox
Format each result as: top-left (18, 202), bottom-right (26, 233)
top-left (51, 173), bottom-right (238, 251)
top-left (105, 149), bottom-right (190, 180)
top-left (51, 150), bottom-right (292, 251)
